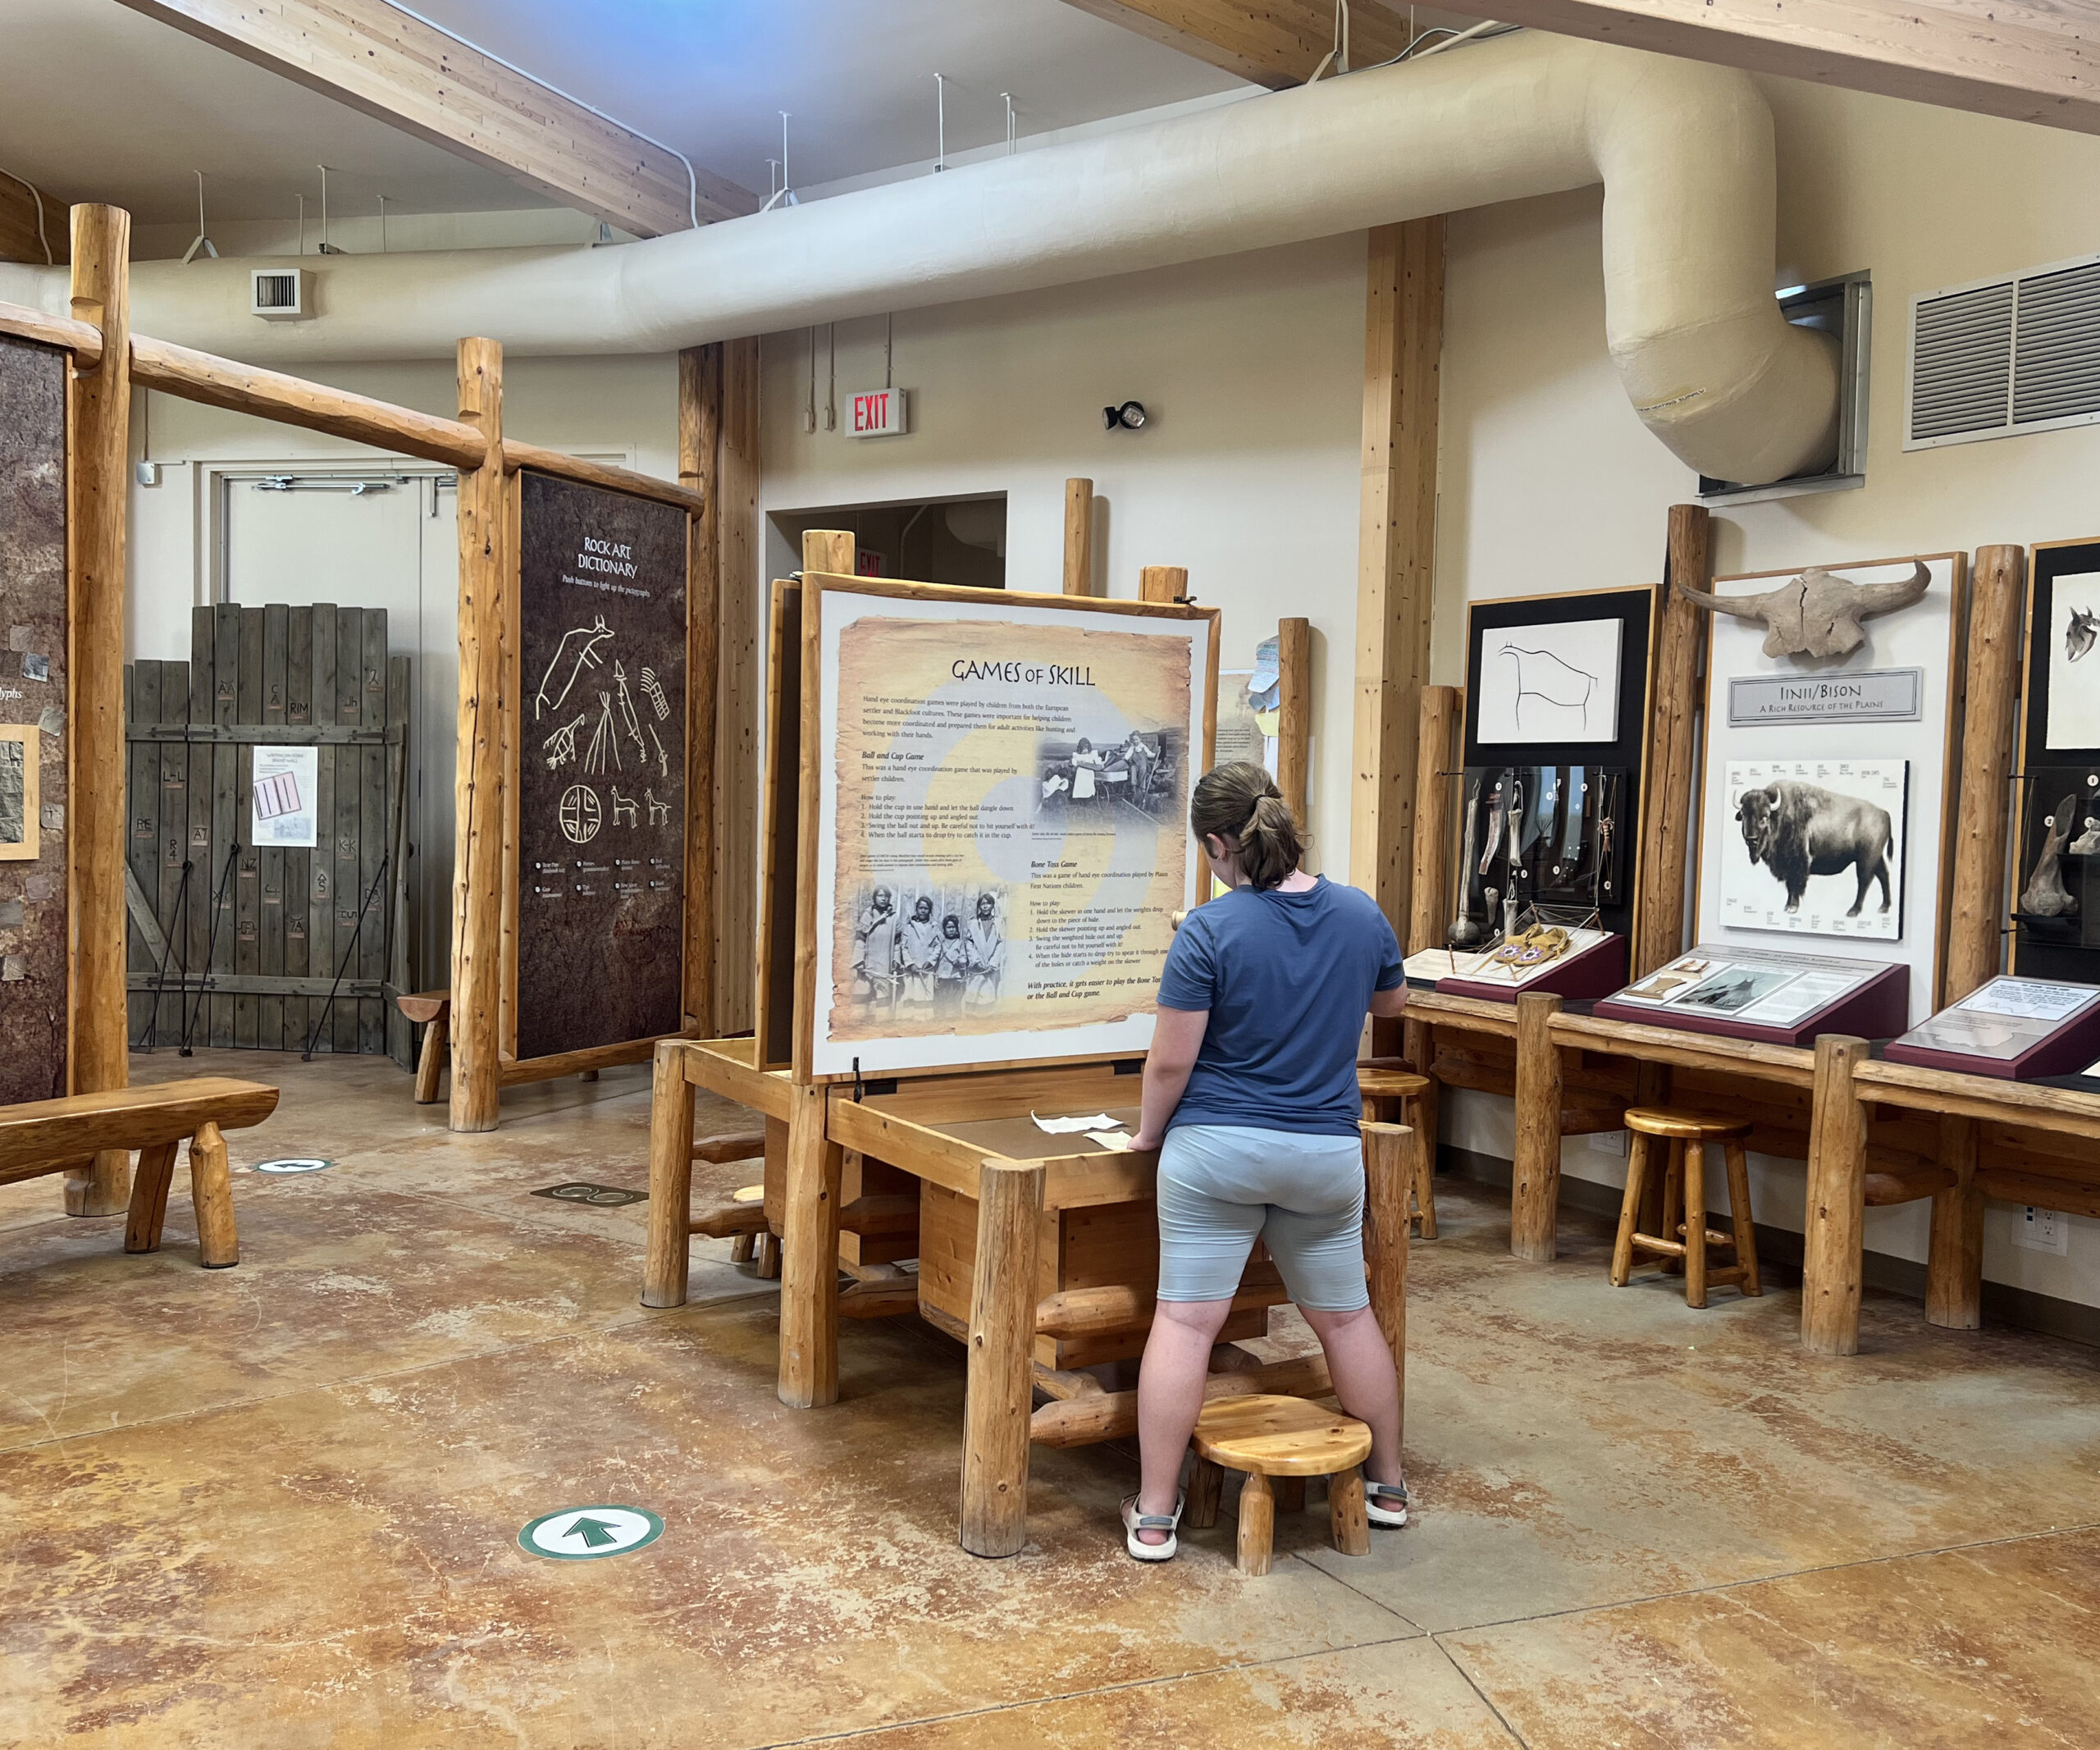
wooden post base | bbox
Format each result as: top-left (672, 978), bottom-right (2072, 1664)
top-left (64, 1149), bottom-right (132, 1217)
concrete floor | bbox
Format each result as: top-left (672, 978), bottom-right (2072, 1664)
top-left (2, 1051), bottom-right (2096, 1748)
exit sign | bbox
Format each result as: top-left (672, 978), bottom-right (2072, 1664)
top-left (850, 387), bottom-right (908, 438)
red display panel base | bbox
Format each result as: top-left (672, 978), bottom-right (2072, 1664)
top-left (1436, 933), bottom-right (1629, 1007)
top-left (1885, 993), bottom-right (2100, 1081)
top-left (1595, 962), bottom-right (1909, 1047)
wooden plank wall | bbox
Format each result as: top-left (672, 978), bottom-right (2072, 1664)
top-left (124, 604), bottom-right (410, 1061)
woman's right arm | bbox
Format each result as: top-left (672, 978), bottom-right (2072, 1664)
top-left (1369, 984), bottom-right (1409, 1019)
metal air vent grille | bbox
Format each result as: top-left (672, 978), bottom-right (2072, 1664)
top-left (1907, 252), bottom-right (2100, 449)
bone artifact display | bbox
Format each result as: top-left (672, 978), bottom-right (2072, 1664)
top-left (1449, 774), bottom-right (1485, 948)
top-left (2068, 606), bottom-right (2098, 664)
top-left (1680, 560), bottom-right (1930, 660)
top-left (2020, 793), bottom-right (2079, 918)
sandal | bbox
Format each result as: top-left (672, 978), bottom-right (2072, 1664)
top-left (1121, 1492), bottom-right (1185, 1561)
top-left (1365, 1479), bottom-right (1409, 1528)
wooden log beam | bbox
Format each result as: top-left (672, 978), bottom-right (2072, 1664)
top-left (1276, 616), bottom-right (1312, 823)
top-left (1035, 1267), bottom-right (1287, 1340)
top-left (962, 1161), bottom-right (1046, 1556)
top-left (112, 0), bottom-right (756, 232)
top-left (1061, 0), bottom-right (1420, 89)
top-left (679, 345), bottom-right (722, 1033)
top-left (778, 1080), bottom-right (844, 1410)
top-left (1636, 504), bottom-right (1709, 977)
top-left (448, 336), bottom-right (506, 1133)
top-left (0, 299), bottom-right (100, 365)
top-left (130, 334), bottom-right (485, 468)
top-left (1029, 1352), bottom-right (1335, 1448)
top-left (715, 337), bottom-right (761, 1035)
top-left (1406, 684), bottom-right (1459, 954)
top-left (504, 441), bottom-right (707, 516)
top-left (1976, 1167), bottom-right (2100, 1223)
top-left (1062, 477), bottom-right (1094, 596)
top-left (1925, 1113), bottom-right (1984, 1331)
top-left (1510, 990), bottom-right (1565, 1262)
top-left (1433, 0), bottom-right (2100, 137)
top-left (1139, 564), bottom-right (1189, 604)
top-left (66, 205), bottom-right (134, 1218)
top-left (1350, 218), bottom-right (1443, 962)
top-left (1802, 1035), bottom-right (1871, 1355)
top-left (0, 171), bottom-right (67, 266)
top-left (1944, 544), bottom-right (2025, 1004)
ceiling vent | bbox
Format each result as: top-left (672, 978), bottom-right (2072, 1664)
top-left (1906, 251), bottom-right (2100, 449)
top-left (251, 267), bottom-right (315, 322)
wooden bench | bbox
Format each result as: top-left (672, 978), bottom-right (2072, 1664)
top-left (0, 1078), bottom-right (281, 1268)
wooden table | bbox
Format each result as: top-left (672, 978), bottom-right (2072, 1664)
top-left (644, 1038), bottom-right (1410, 1557)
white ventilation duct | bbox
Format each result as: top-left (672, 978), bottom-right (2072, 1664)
top-left (0, 34), bottom-right (1836, 484)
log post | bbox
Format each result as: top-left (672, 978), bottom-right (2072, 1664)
top-left (1138, 564), bottom-right (1187, 604)
top-left (1362, 1120), bottom-right (1409, 1443)
top-left (1350, 217), bottom-right (1444, 962)
top-left (1802, 1035), bottom-right (1871, 1355)
top-left (641, 1042), bottom-right (698, 1309)
top-left (449, 338), bottom-right (506, 1132)
top-left (64, 203), bottom-right (133, 1217)
top-left (961, 1158), bottom-right (1045, 1557)
top-left (715, 336), bottom-right (762, 1035)
top-left (803, 528), bottom-right (855, 578)
top-left (1062, 477), bottom-right (1093, 596)
top-left (778, 1080), bottom-right (844, 1410)
top-left (1634, 504), bottom-right (1710, 978)
top-left (1406, 684), bottom-right (1460, 956)
top-left (1276, 616), bottom-right (1312, 824)
top-left (1925, 1113), bottom-right (1984, 1332)
top-left (679, 345), bottom-right (722, 1034)
top-left (1510, 990), bottom-right (1564, 1262)
top-left (189, 1121), bottom-right (238, 1268)
top-left (1945, 544), bottom-right (2025, 1006)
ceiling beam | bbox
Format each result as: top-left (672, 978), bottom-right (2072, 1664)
top-left (112, 0), bottom-right (756, 235)
top-left (0, 173), bottom-right (70, 265)
top-left (1471, 0), bottom-right (2100, 133)
top-left (1061, 0), bottom-right (1419, 89)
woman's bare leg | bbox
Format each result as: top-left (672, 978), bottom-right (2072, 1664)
top-left (1299, 1304), bottom-right (1403, 1487)
top-left (1134, 1297), bottom-right (1234, 1542)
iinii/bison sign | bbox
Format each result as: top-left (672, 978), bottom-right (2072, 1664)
top-left (515, 472), bottom-right (688, 1061)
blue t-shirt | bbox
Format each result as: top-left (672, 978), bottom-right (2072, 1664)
top-left (1156, 876), bottom-right (1404, 1136)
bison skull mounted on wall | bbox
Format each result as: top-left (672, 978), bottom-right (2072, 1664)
top-left (1679, 560), bottom-right (1931, 660)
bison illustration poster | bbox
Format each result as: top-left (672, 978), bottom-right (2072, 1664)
top-left (1719, 759), bottom-right (1908, 941)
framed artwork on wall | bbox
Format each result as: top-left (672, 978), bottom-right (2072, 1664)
top-left (2013, 537), bottom-right (2100, 984)
top-left (1691, 552), bottom-right (1965, 1025)
top-left (0, 724), bottom-right (39, 861)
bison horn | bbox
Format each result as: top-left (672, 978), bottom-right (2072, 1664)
top-left (1838, 559), bottom-right (1932, 619)
top-left (1675, 580), bottom-right (1782, 620)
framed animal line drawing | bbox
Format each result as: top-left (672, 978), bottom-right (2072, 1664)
top-left (0, 724), bottom-right (39, 860)
top-left (2011, 537), bottom-right (2100, 983)
top-left (1692, 552), bottom-right (1966, 1024)
top-left (1459, 587), bottom-right (1657, 946)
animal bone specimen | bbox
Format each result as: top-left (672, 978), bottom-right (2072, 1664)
top-left (1679, 560), bottom-right (1930, 660)
top-left (2070, 817), bottom-right (2100, 857)
top-left (2020, 793), bottom-right (2079, 918)
top-left (1449, 775), bottom-right (1485, 948)
top-left (2068, 607), bottom-right (2098, 664)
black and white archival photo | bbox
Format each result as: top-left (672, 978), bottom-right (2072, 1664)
top-left (1719, 759), bottom-right (1908, 941)
top-left (1474, 616), bottom-right (1622, 744)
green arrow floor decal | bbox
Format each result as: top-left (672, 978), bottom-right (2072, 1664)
top-left (518, 1506), bottom-right (664, 1560)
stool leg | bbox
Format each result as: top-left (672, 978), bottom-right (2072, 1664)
top-left (1610, 1131), bottom-right (1652, 1286)
top-left (1329, 1466), bottom-right (1369, 1556)
top-left (1406, 1093), bottom-right (1437, 1240)
top-left (1683, 1140), bottom-right (1708, 1309)
top-left (1276, 1476), bottom-right (1306, 1515)
top-left (1188, 1457), bottom-right (1223, 1529)
top-left (124, 1140), bottom-right (180, 1254)
top-left (756, 1229), bottom-right (782, 1280)
top-left (1237, 1472), bottom-right (1275, 1576)
top-left (729, 1232), bottom-right (756, 1263)
top-left (1725, 1140), bottom-right (1762, 1297)
top-left (1661, 1142), bottom-right (1685, 1277)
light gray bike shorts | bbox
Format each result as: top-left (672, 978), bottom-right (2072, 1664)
top-left (1155, 1123), bottom-right (1368, 1312)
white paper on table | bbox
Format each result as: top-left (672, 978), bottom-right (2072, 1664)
top-left (1032, 1111), bottom-right (1119, 1134)
top-left (1085, 1131), bottom-right (1134, 1152)
top-left (1958, 978), bottom-right (2100, 1023)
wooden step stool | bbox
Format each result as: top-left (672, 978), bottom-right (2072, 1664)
top-left (1187, 1394), bottom-right (1375, 1575)
top-left (1358, 1063), bottom-right (1436, 1238)
top-left (1609, 1107), bottom-right (1762, 1309)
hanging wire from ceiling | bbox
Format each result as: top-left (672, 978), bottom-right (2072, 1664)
top-left (1308, 0), bottom-right (1351, 82)
top-left (0, 167), bottom-right (53, 264)
top-left (760, 114), bottom-right (797, 212)
top-left (182, 171), bottom-right (220, 264)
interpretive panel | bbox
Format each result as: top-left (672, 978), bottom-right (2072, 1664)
top-left (807, 581), bottom-right (1214, 1076)
top-left (0, 336), bottom-right (67, 1103)
top-left (515, 472), bottom-right (687, 1062)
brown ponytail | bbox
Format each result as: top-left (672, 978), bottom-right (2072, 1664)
top-left (1189, 761), bottom-right (1306, 891)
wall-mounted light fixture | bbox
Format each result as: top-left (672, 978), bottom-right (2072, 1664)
top-left (1103, 400), bottom-right (1148, 432)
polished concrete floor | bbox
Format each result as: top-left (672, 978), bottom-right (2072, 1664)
top-left (2, 1050), bottom-right (2096, 1747)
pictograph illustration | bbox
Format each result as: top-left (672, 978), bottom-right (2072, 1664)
top-left (1495, 644), bottom-right (1601, 736)
top-left (559, 784), bottom-right (602, 844)
top-left (614, 662), bottom-right (648, 761)
top-left (609, 785), bottom-right (638, 828)
top-left (649, 723), bottom-right (669, 778)
top-left (536, 616), bottom-right (614, 720)
top-left (644, 788), bottom-right (669, 825)
top-left (585, 693), bottom-right (622, 774)
top-left (640, 665), bottom-right (670, 720)
top-left (1476, 615), bottom-right (1622, 746)
top-left (543, 712), bottom-right (586, 771)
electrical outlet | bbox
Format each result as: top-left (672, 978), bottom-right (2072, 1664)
top-left (2014, 1205), bottom-right (2070, 1255)
top-left (1593, 1130), bottom-right (1627, 1157)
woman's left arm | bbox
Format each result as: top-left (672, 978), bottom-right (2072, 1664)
top-left (1131, 1006), bottom-right (1208, 1152)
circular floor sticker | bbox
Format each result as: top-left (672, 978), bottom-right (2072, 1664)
top-left (254, 1157), bottom-right (331, 1175)
top-left (518, 1506), bottom-right (664, 1560)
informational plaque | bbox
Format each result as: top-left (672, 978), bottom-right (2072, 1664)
top-left (0, 336), bottom-right (67, 1102)
top-left (1887, 976), bottom-right (2100, 1079)
top-left (514, 473), bottom-right (687, 1061)
top-left (808, 582), bottom-right (1213, 1076)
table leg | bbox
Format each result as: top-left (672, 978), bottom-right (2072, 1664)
top-left (1802, 1036), bottom-right (1871, 1355)
top-left (1926, 1113), bottom-right (1984, 1331)
top-left (1362, 1122), bottom-right (1409, 1446)
top-left (641, 1045), bottom-right (696, 1309)
top-left (961, 1159), bottom-right (1045, 1558)
top-left (1683, 1140), bottom-right (1709, 1309)
top-left (778, 1081), bottom-right (843, 1410)
top-left (124, 1140), bottom-right (180, 1254)
top-left (1511, 991), bottom-right (1564, 1262)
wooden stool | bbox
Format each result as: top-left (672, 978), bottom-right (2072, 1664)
top-left (1186, 1395), bottom-right (1374, 1575)
top-left (1358, 1065), bottom-right (1436, 1238)
top-left (1609, 1108), bottom-right (1762, 1309)
top-left (395, 990), bottom-right (450, 1104)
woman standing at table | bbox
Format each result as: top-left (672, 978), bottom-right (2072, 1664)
top-left (1122, 761), bottom-right (1411, 1559)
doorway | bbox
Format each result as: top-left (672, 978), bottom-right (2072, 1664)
top-left (766, 493), bottom-right (1007, 588)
